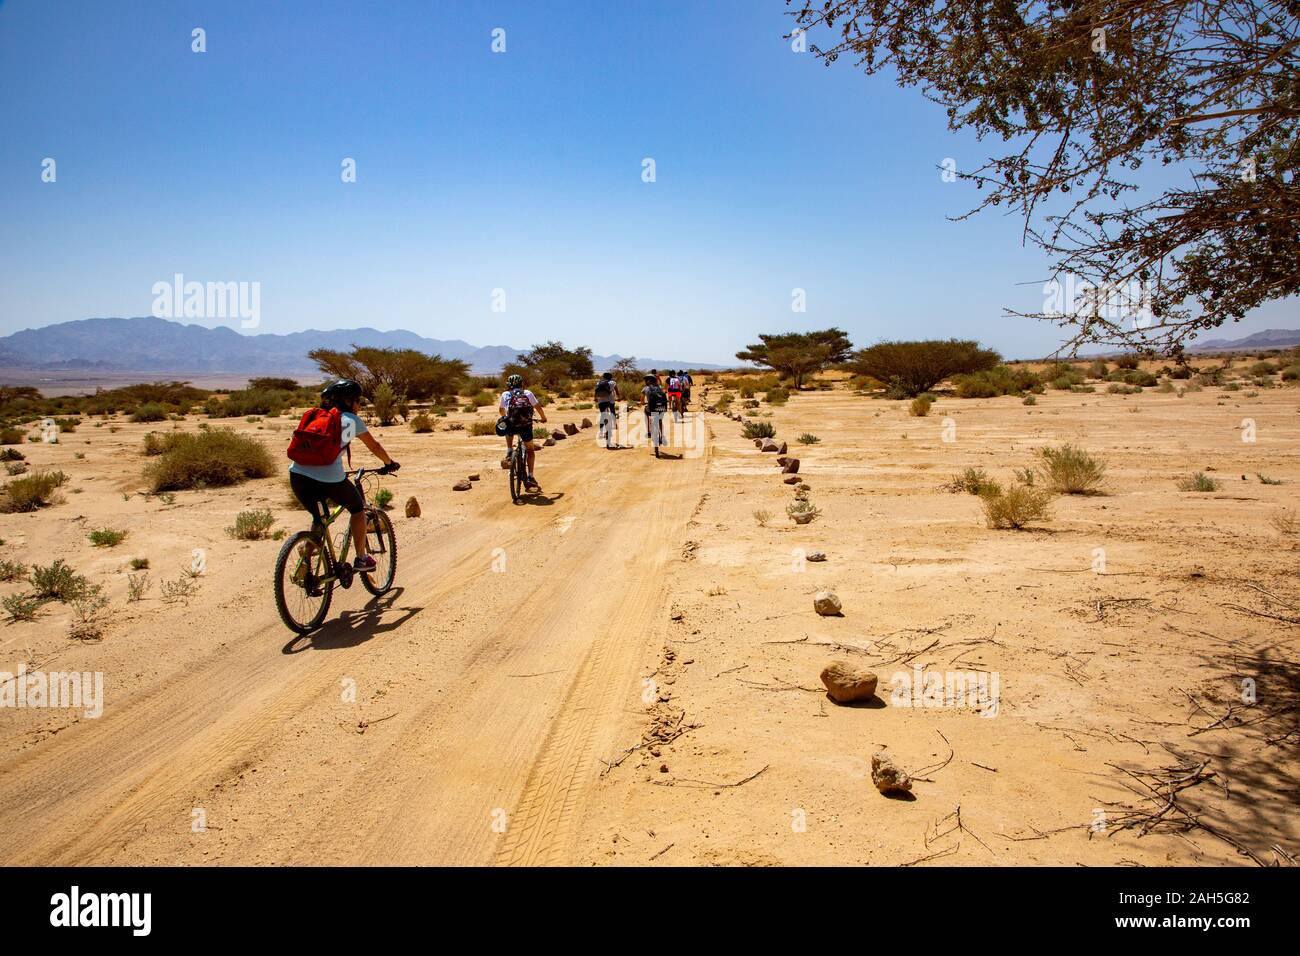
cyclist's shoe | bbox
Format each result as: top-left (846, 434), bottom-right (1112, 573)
top-left (353, 554), bottom-right (377, 573)
top-left (525, 474), bottom-right (541, 492)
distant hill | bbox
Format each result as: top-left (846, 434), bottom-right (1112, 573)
top-left (0, 317), bottom-right (726, 376)
top-left (1188, 328), bottom-right (1300, 352)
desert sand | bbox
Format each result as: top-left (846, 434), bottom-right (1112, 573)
top-left (0, 382), bottom-right (1296, 866)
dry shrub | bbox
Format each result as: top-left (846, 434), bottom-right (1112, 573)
top-left (1270, 509), bottom-right (1298, 535)
top-left (943, 467), bottom-right (996, 495)
top-left (144, 428), bottom-right (274, 491)
top-left (1037, 444), bottom-right (1106, 494)
top-left (226, 509), bottom-right (277, 540)
top-left (980, 484), bottom-right (1053, 529)
top-left (0, 469), bottom-right (68, 512)
top-left (1178, 472), bottom-right (1221, 492)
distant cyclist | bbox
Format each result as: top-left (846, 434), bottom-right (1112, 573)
top-left (594, 372), bottom-right (620, 449)
top-left (640, 373), bottom-right (668, 455)
top-left (665, 371), bottom-right (683, 418)
top-left (680, 369), bottom-right (693, 411)
top-left (288, 379), bottom-right (399, 572)
top-left (499, 374), bottom-right (548, 491)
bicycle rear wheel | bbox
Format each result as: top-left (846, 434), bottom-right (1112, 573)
top-left (509, 444), bottom-right (523, 503)
top-left (360, 508), bottom-right (397, 595)
top-left (274, 531), bottom-right (333, 634)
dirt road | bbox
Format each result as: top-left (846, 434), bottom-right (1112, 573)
top-left (2, 383), bottom-right (1296, 867)
top-left (0, 418), bottom-right (708, 865)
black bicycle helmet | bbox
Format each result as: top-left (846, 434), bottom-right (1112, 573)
top-left (506, 374), bottom-right (524, 389)
top-left (321, 378), bottom-right (362, 409)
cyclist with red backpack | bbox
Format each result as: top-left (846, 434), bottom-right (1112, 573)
top-left (498, 374), bottom-right (548, 491)
top-left (665, 371), bottom-right (684, 419)
top-left (287, 379), bottom-right (399, 572)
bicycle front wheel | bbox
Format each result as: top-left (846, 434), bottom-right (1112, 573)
top-left (360, 508), bottom-right (397, 595)
top-left (274, 531), bottom-right (333, 634)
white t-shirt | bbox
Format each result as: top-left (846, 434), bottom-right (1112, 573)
top-left (499, 389), bottom-right (540, 414)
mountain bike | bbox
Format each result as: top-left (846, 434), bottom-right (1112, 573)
top-left (273, 466), bottom-right (398, 634)
top-left (508, 430), bottom-right (545, 503)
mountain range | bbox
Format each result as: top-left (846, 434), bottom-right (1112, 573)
top-left (1185, 327), bottom-right (1300, 352)
top-left (0, 317), bottom-right (726, 376)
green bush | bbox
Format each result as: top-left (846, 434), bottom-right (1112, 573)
top-left (0, 448), bottom-right (24, 461)
top-left (953, 365), bottom-right (1041, 398)
top-left (0, 469), bottom-right (68, 512)
top-left (741, 420), bottom-right (776, 440)
top-left (0, 559), bottom-right (27, 582)
top-left (29, 559), bottom-right (93, 601)
top-left (3, 592), bottom-right (41, 622)
top-left (89, 527), bottom-right (127, 547)
top-left (131, 403), bottom-right (169, 423)
top-left (797, 433), bottom-right (821, 445)
top-left (226, 508), bottom-right (277, 539)
top-left (144, 428), bottom-right (274, 491)
top-left (533, 425), bottom-right (550, 440)
top-left (374, 488), bottom-right (394, 510)
top-left (765, 387), bottom-right (790, 405)
top-left (410, 413), bottom-right (435, 433)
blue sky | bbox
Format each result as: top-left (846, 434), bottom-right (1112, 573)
top-left (0, 0), bottom-right (1293, 362)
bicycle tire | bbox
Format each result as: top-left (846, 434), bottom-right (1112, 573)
top-left (509, 444), bottom-right (523, 503)
top-left (360, 508), bottom-right (397, 595)
top-left (274, 531), bottom-right (333, 634)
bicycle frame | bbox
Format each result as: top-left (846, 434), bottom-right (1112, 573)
top-left (294, 469), bottom-right (379, 588)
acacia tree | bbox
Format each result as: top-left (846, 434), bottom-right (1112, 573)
top-left (789, 1), bottom-right (1300, 356)
top-left (515, 342), bottom-right (595, 389)
top-left (735, 328), bottom-right (853, 388)
top-left (309, 346), bottom-right (468, 401)
top-left (850, 339), bottom-right (1000, 396)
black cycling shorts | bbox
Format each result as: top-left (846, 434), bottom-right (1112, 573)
top-left (290, 471), bottom-right (364, 520)
top-left (597, 401), bottom-right (616, 416)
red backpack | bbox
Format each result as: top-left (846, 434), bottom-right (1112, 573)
top-left (287, 407), bottom-right (343, 466)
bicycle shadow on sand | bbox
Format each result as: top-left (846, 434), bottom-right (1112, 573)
top-left (515, 490), bottom-right (565, 507)
top-left (281, 587), bottom-right (423, 654)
